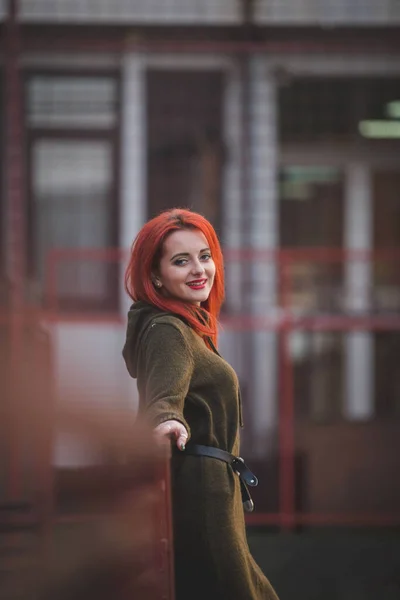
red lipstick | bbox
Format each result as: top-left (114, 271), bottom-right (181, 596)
top-left (186, 279), bottom-right (207, 290)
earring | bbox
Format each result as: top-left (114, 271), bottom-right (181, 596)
top-left (155, 280), bottom-right (162, 288)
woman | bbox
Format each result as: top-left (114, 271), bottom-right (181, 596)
top-left (123, 208), bottom-right (279, 600)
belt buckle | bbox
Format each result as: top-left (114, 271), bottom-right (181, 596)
top-left (243, 499), bottom-right (255, 513)
top-left (233, 457), bottom-right (258, 487)
top-left (232, 456), bottom-right (244, 476)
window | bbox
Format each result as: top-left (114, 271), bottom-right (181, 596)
top-left (27, 75), bottom-right (117, 129)
top-left (279, 165), bottom-right (345, 421)
top-left (278, 77), bottom-right (400, 420)
top-left (0, 71), bottom-right (5, 302)
top-left (146, 69), bottom-right (224, 238)
top-left (279, 165), bottom-right (344, 312)
top-left (373, 169), bottom-right (400, 417)
top-left (26, 72), bottom-right (120, 311)
top-left (279, 77), bottom-right (400, 143)
top-left (373, 170), bottom-right (400, 311)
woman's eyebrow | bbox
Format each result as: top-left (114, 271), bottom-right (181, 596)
top-left (170, 252), bottom-right (189, 261)
top-left (170, 248), bottom-right (210, 261)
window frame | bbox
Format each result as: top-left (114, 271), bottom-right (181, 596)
top-left (24, 67), bottom-right (121, 313)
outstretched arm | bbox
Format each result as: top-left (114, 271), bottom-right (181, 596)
top-left (140, 322), bottom-right (194, 449)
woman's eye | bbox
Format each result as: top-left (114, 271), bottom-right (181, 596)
top-left (200, 253), bottom-right (211, 261)
top-left (174, 258), bottom-right (187, 266)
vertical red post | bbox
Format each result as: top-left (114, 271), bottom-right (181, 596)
top-left (278, 254), bottom-right (296, 529)
top-left (45, 249), bottom-right (58, 314)
top-left (5, 0), bottom-right (26, 501)
top-left (154, 445), bottom-right (175, 600)
top-left (162, 448), bottom-right (175, 600)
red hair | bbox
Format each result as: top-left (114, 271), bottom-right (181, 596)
top-left (124, 209), bottom-right (225, 347)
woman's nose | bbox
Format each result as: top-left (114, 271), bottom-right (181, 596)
top-left (191, 261), bottom-right (205, 275)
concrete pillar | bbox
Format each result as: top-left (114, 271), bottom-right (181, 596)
top-left (218, 64), bottom-right (247, 377)
top-left (118, 53), bottom-right (148, 411)
top-left (343, 163), bottom-right (374, 420)
top-left (222, 64), bottom-right (242, 316)
top-left (247, 57), bottom-right (279, 455)
top-left (53, 53), bottom-right (147, 467)
top-left (119, 53), bottom-right (147, 317)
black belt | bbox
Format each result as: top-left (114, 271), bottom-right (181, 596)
top-left (183, 444), bottom-right (258, 513)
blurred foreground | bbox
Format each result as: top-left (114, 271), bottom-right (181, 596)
top-left (0, 403), bottom-right (173, 600)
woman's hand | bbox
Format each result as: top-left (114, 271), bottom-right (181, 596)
top-left (154, 420), bottom-right (188, 451)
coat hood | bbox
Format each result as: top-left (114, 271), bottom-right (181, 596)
top-left (122, 301), bottom-right (171, 378)
top-left (122, 301), bottom-right (244, 427)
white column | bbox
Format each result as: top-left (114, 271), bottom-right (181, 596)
top-left (343, 163), bottom-right (374, 420)
top-left (119, 52), bottom-right (147, 317)
top-left (119, 52), bottom-right (148, 411)
top-left (248, 58), bottom-right (279, 455)
top-left (218, 64), bottom-right (245, 374)
top-left (222, 64), bottom-right (242, 316)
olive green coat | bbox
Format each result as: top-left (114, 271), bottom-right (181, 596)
top-left (123, 302), bottom-right (279, 600)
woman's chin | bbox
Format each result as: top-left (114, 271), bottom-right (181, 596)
top-left (185, 292), bottom-right (209, 305)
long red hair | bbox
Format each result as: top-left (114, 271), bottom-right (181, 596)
top-left (124, 208), bottom-right (225, 346)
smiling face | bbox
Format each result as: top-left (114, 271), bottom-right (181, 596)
top-left (154, 228), bottom-right (216, 306)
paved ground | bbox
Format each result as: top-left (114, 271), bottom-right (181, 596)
top-left (248, 528), bottom-right (400, 600)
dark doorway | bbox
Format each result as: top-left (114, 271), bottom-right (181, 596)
top-left (146, 69), bottom-right (224, 237)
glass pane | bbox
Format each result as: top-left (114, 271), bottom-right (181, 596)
top-left (20, 0), bottom-right (240, 23)
top-left (291, 331), bottom-right (344, 421)
top-left (279, 165), bottom-right (344, 313)
top-left (373, 170), bottom-right (400, 417)
top-left (373, 170), bottom-right (400, 312)
top-left (146, 69), bottom-right (224, 236)
top-left (27, 76), bottom-right (117, 129)
top-left (374, 333), bottom-right (400, 417)
top-left (32, 139), bottom-right (113, 304)
top-left (280, 166), bottom-right (345, 421)
top-left (279, 77), bottom-right (400, 143)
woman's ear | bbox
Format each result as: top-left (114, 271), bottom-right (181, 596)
top-left (151, 274), bottom-right (162, 288)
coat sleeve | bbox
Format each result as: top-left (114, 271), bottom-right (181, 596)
top-left (139, 322), bottom-right (194, 437)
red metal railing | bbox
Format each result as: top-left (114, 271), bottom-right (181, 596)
top-left (39, 246), bottom-right (400, 531)
top-left (5, 0), bottom-right (26, 505)
top-left (3, 245), bottom-right (400, 539)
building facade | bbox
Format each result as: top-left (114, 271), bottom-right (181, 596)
top-left (2, 0), bottom-right (400, 522)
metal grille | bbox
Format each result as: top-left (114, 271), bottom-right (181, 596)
top-left (27, 76), bottom-right (117, 129)
top-left (255, 0), bottom-right (400, 24)
top-left (19, 0), bottom-right (241, 23)
top-left (13, 1), bottom-right (400, 25)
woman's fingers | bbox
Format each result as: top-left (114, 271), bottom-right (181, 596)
top-left (154, 421), bottom-right (173, 439)
top-left (154, 420), bottom-right (188, 451)
top-left (176, 428), bottom-right (188, 451)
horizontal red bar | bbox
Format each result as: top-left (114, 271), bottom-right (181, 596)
top-left (46, 246), bottom-right (400, 262)
top-left (2, 310), bottom-right (400, 331)
top-left (47, 247), bottom-right (126, 260)
top-left (2, 511), bottom-right (399, 529)
top-left (246, 512), bottom-right (400, 527)
top-left (23, 36), bottom-right (400, 57)
top-left (40, 311), bottom-right (125, 325)
top-left (225, 248), bottom-right (400, 262)
top-left (221, 315), bottom-right (400, 331)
